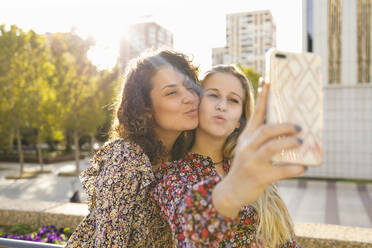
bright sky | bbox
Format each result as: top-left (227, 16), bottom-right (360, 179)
top-left (1, 0), bottom-right (302, 73)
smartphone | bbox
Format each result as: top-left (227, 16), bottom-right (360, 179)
top-left (264, 49), bottom-right (323, 167)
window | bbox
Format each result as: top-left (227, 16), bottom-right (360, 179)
top-left (149, 26), bottom-right (156, 45)
top-left (158, 30), bottom-right (164, 43)
top-left (328, 0), bottom-right (342, 84)
top-left (357, 0), bottom-right (371, 83)
top-left (307, 0), bottom-right (313, 52)
top-left (167, 33), bottom-right (173, 45)
top-left (332, 5), bottom-right (337, 33)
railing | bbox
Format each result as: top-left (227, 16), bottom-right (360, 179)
top-left (0, 238), bottom-right (64, 248)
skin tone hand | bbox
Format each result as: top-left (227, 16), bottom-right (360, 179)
top-left (212, 80), bottom-right (305, 219)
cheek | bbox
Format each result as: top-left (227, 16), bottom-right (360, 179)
top-left (231, 107), bottom-right (243, 128)
top-left (198, 98), bottom-right (214, 119)
top-left (153, 100), bottom-right (178, 123)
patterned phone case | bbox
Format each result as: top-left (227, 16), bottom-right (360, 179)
top-left (264, 49), bottom-right (323, 166)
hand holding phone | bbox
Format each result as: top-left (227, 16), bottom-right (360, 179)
top-left (214, 80), bottom-right (305, 218)
top-left (264, 49), bottom-right (323, 167)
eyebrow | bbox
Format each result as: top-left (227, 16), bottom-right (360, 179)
top-left (162, 84), bottom-right (178, 90)
top-left (205, 88), bottom-right (242, 100)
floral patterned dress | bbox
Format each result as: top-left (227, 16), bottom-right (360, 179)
top-left (150, 153), bottom-right (301, 248)
top-left (66, 139), bottom-right (174, 248)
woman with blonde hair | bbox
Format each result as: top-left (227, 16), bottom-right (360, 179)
top-left (151, 65), bottom-right (303, 247)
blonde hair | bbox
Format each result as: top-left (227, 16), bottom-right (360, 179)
top-left (201, 65), bottom-right (295, 247)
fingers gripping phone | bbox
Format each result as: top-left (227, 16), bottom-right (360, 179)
top-left (264, 49), bottom-right (323, 167)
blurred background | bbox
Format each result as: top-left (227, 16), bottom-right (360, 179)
top-left (0, 0), bottom-right (371, 244)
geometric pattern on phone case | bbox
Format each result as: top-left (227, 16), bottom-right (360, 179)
top-left (265, 49), bottom-right (323, 166)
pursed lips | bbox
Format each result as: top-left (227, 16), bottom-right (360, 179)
top-left (214, 115), bottom-right (226, 121)
top-left (185, 108), bottom-right (198, 115)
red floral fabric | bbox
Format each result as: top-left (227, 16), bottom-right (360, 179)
top-left (151, 153), bottom-right (301, 248)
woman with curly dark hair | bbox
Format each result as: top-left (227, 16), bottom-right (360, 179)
top-left (66, 49), bottom-right (200, 247)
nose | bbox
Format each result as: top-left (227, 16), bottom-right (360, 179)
top-left (182, 87), bottom-right (198, 104)
top-left (216, 98), bottom-right (227, 112)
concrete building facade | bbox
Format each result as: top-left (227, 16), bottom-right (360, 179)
top-left (302, 0), bottom-right (372, 179)
top-left (211, 47), bottom-right (226, 66)
top-left (212, 10), bottom-right (276, 75)
top-left (119, 22), bottom-right (173, 71)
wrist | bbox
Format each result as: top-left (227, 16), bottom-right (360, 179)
top-left (212, 177), bottom-right (241, 219)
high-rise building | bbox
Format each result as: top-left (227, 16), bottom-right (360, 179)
top-left (119, 22), bottom-right (174, 71)
top-left (212, 10), bottom-right (276, 75)
top-left (211, 47), bottom-right (226, 66)
top-left (303, 0), bottom-right (372, 85)
top-left (302, 0), bottom-right (372, 180)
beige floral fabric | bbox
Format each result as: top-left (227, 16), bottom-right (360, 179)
top-left (65, 139), bottom-right (174, 248)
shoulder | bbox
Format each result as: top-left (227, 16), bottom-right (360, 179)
top-left (81, 139), bottom-right (154, 208)
top-left (82, 139), bottom-right (152, 189)
top-left (93, 138), bottom-right (150, 170)
top-left (99, 138), bottom-right (145, 157)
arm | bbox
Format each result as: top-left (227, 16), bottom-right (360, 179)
top-left (179, 176), bottom-right (240, 246)
top-left (93, 163), bottom-right (141, 247)
top-left (78, 140), bottom-right (151, 247)
top-left (210, 80), bottom-right (305, 220)
top-left (151, 167), bottom-right (239, 247)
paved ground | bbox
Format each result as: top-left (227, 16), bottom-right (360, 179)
top-left (0, 159), bottom-right (371, 228)
top-left (0, 160), bottom-right (90, 203)
top-left (276, 179), bottom-right (372, 228)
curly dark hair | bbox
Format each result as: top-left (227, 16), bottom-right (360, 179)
top-left (110, 48), bottom-right (200, 164)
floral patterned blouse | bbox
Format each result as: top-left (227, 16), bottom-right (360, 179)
top-left (150, 153), bottom-right (301, 248)
top-left (65, 139), bottom-right (174, 248)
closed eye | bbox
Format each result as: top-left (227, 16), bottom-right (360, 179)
top-left (207, 93), bottom-right (218, 98)
top-left (186, 87), bottom-right (196, 94)
top-left (165, 91), bottom-right (177, 96)
top-left (229, 98), bottom-right (239, 103)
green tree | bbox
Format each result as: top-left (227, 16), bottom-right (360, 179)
top-left (83, 65), bottom-right (121, 155)
top-left (25, 30), bottom-right (60, 173)
top-left (236, 64), bottom-right (261, 99)
top-left (50, 31), bottom-right (113, 175)
top-left (0, 26), bottom-right (120, 178)
top-left (0, 25), bottom-right (35, 178)
top-left (0, 94), bottom-right (14, 152)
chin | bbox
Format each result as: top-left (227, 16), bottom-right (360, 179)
top-left (184, 119), bottom-right (198, 129)
top-left (185, 122), bottom-right (198, 130)
top-left (207, 129), bottom-right (229, 139)
top-left (213, 133), bottom-right (229, 139)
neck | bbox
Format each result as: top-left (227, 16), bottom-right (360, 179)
top-left (191, 128), bottom-right (225, 163)
top-left (154, 127), bottom-right (181, 161)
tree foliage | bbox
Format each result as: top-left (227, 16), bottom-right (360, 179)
top-left (0, 25), bottom-right (120, 174)
top-left (236, 64), bottom-right (261, 100)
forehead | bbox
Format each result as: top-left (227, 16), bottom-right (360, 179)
top-left (203, 72), bottom-right (243, 96)
top-left (151, 66), bottom-right (184, 90)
